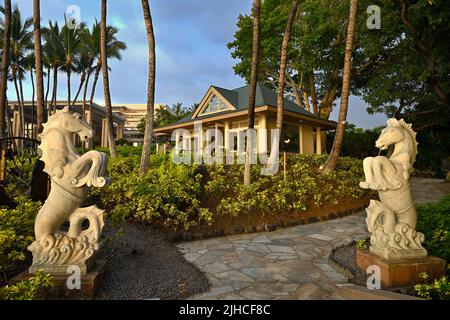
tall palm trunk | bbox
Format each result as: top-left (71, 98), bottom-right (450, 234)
top-left (67, 66), bottom-right (71, 110)
top-left (320, 0), bottom-right (358, 174)
top-left (276, 0), bottom-right (299, 138)
top-left (89, 64), bottom-right (101, 111)
top-left (33, 0), bottom-right (45, 134)
top-left (30, 69), bottom-right (35, 137)
top-left (0, 0), bottom-right (11, 138)
top-left (12, 72), bottom-right (23, 136)
top-left (100, 0), bottom-right (117, 158)
top-left (139, 0), bottom-right (156, 175)
top-left (72, 70), bottom-right (86, 108)
top-left (44, 66), bottom-right (50, 120)
top-left (82, 64), bottom-right (93, 118)
top-left (51, 66), bottom-right (58, 113)
top-left (19, 77), bottom-right (26, 136)
top-left (244, 0), bottom-right (261, 186)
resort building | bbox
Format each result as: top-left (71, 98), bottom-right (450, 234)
top-left (154, 84), bottom-right (337, 156)
top-left (112, 103), bottom-right (172, 146)
top-left (7, 101), bottom-right (125, 147)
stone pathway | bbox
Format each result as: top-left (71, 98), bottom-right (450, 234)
top-left (177, 178), bottom-right (449, 300)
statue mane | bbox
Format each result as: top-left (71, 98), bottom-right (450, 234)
top-left (397, 119), bottom-right (419, 166)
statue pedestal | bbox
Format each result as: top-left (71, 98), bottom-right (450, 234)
top-left (356, 250), bottom-right (446, 288)
top-left (11, 260), bottom-right (106, 299)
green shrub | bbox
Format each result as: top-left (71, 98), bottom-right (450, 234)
top-left (0, 196), bottom-right (41, 281)
top-left (416, 195), bottom-right (450, 262)
top-left (207, 155), bottom-right (368, 217)
top-left (90, 154), bottom-right (213, 231)
top-left (414, 271), bottom-right (450, 300)
top-left (0, 271), bottom-right (52, 300)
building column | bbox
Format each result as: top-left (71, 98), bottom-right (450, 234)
top-left (315, 127), bottom-right (322, 155)
top-left (224, 121), bottom-right (230, 151)
top-left (12, 110), bottom-right (20, 137)
top-left (258, 114), bottom-right (267, 154)
top-left (299, 125), bottom-right (314, 155)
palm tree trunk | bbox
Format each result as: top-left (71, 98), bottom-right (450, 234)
top-left (244, 0), bottom-right (261, 186)
top-left (100, 0), bottom-right (117, 158)
top-left (30, 70), bottom-right (35, 138)
top-left (139, 0), bottom-right (156, 175)
top-left (276, 0), bottom-right (299, 138)
top-left (72, 70), bottom-right (86, 108)
top-left (12, 74), bottom-right (23, 137)
top-left (0, 0), bottom-right (11, 138)
top-left (19, 77), bottom-right (26, 137)
top-left (82, 65), bottom-right (92, 119)
top-left (33, 0), bottom-right (45, 134)
top-left (320, 0), bottom-right (358, 174)
top-left (67, 67), bottom-right (71, 110)
top-left (44, 66), bottom-right (50, 120)
top-left (51, 66), bottom-right (58, 113)
top-left (89, 64), bottom-right (101, 111)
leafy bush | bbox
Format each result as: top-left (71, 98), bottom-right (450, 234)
top-left (414, 271), bottom-right (450, 300)
top-left (90, 154), bottom-right (213, 231)
top-left (416, 195), bottom-right (450, 262)
top-left (207, 155), bottom-right (369, 217)
top-left (0, 271), bottom-right (52, 300)
top-left (0, 196), bottom-right (41, 281)
top-left (89, 153), bottom-right (369, 231)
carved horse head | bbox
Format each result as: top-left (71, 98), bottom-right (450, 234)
top-left (375, 118), bottom-right (418, 167)
top-left (375, 118), bottom-right (404, 150)
top-left (60, 110), bottom-right (94, 142)
top-left (40, 108), bottom-right (94, 143)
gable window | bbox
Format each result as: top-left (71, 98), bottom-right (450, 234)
top-left (200, 95), bottom-right (229, 115)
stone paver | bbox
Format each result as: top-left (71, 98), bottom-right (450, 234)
top-left (178, 178), bottom-right (449, 300)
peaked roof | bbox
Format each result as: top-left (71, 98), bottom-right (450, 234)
top-left (157, 83), bottom-right (335, 127)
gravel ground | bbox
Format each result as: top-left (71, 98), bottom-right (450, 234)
top-left (95, 222), bottom-right (210, 300)
top-left (329, 240), bottom-right (418, 296)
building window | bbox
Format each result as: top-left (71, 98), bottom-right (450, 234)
top-left (200, 95), bottom-right (229, 115)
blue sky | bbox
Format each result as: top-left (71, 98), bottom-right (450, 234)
top-left (13, 0), bottom-right (386, 129)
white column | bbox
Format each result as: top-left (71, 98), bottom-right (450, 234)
top-left (258, 114), bottom-right (267, 154)
top-left (316, 127), bottom-right (322, 155)
top-left (224, 121), bottom-right (230, 151)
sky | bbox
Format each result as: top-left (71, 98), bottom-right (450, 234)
top-left (12, 0), bottom-right (387, 129)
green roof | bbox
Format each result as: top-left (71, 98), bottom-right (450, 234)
top-left (159, 83), bottom-right (333, 127)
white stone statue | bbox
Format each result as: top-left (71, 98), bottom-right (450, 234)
top-left (28, 108), bottom-right (109, 275)
top-left (360, 118), bottom-right (426, 260)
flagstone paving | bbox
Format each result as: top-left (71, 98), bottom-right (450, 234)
top-left (177, 178), bottom-right (450, 300)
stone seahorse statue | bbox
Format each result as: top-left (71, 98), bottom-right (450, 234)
top-left (360, 118), bottom-right (426, 260)
top-left (28, 108), bottom-right (109, 275)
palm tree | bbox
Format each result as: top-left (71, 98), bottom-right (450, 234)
top-left (243, 0), bottom-right (261, 186)
top-left (80, 21), bottom-right (100, 116)
top-left (24, 53), bottom-right (35, 137)
top-left (100, 0), bottom-right (117, 158)
top-left (8, 4), bottom-right (33, 137)
top-left (86, 22), bottom-right (125, 120)
top-left (42, 21), bottom-right (64, 114)
top-left (276, 0), bottom-right (299, 142)
top-left (60, 19), bottom-right (85, 109)
top-left (33, 0), bottom-right (44, 134)
top-left (320, 0), bottom-right (358, 174)
top-left (139, 0), bottom-right (156, 175)
top-left (0, 0), bottom-right (11, 138)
